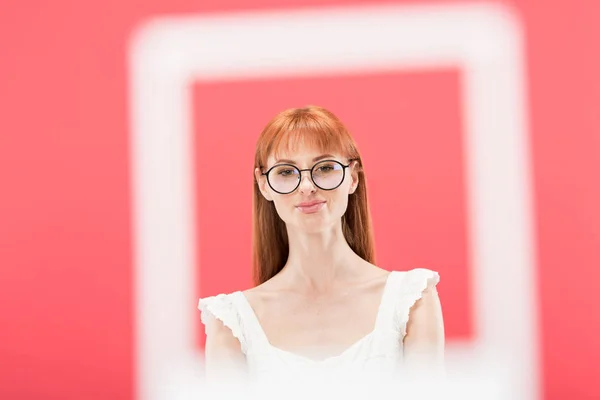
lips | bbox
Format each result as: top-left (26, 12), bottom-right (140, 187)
top-left (295, 200), bottom-right (326, 214)
top-left (296, 200), bottom-right (325, 207)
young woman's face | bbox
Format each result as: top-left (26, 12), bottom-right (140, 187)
top-left (255, 141), bottom-right (359, 233)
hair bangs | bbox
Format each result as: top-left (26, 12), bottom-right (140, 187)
top-left (269, 128), bottom-right (347, 164)
top-left (256, 106), bottom-right (357, 169)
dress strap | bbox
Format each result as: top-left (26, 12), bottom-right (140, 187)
top-left (373, 269), bottom-right (440, 337)
top-left (198, 293), bottom-right (248, 354)
top-left (373, 271), bottom-right (404, 331)
top-left (198, 292), bottom-right (272, 355)
top-left (229, 291), bottom-right (272, 351)
top-left (392, 268), bottom-right (440, 337)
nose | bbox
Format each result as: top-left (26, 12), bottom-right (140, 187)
top-left (298, 170), bottom-right (316, 194)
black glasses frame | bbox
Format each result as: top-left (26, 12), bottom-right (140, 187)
top-left (261, 159), bottom-right (353, 194)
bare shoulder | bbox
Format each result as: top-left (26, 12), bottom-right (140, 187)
top-left (410, 282), bottom-right (442, 315)
top-left (203, 311), bottom-right (242, 349)
top-left (368, 263), bottom-right (392, 278)
top-left (405, 268), bottom-right (443, 327)
top-left (360, 261), bottom-right (392, 282)
top-left (241, 279), bottom-right (283, 316)
top-left (203, 308), bottom-right (247, 377)
top-left (403, 270), bottom-right (445, 362)
top-left (199, 293), bottom-right (247, 361)
top-left (242, 280), bottom-right (271, 298)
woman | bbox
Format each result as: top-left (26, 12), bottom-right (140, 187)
top-left (198, 105), bottom-right (444, 385)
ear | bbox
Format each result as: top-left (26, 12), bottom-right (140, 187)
top-left (255, 167), bottom-right (274, 201)
top-left (348, 160), bottom-right (360, 195)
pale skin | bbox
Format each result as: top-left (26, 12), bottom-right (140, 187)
top-left (204, 141), bottom-right (445, 380)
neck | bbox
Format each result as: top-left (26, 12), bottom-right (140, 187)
top-left (280, 221), bottom-right (362, 293)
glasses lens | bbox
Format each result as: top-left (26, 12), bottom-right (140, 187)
top-left (268, 165), bottom-right (300, 193)
top-left (312, 160), bottom-right (344, 190)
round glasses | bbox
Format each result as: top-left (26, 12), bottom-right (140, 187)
top-left (261, 159), bottom-right (352, 194)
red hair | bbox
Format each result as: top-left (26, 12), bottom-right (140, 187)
top-left (252, 106), bottom-right (375, 285)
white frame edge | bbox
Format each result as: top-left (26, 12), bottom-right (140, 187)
top-left (128, 3), bottom-right (539, 399)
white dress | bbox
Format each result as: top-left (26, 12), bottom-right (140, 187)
top-left (198, 268), bottom-right (439, 384)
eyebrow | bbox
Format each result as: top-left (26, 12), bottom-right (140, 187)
top-left (274, 154), bottom-right (336, 164)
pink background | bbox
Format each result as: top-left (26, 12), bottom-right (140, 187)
top-left (1, 0), bottom-right (599, 399)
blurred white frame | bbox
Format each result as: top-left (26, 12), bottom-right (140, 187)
top-left (129, 3), bottom-right (539, 399)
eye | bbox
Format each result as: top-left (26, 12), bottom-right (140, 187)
top-left (315, 162), bottom-right (338, 173)
top-left (276, 168), bottom-right (296, 177)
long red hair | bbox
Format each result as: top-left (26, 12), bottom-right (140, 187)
top-left (252, 105), bottom-right (375, 285)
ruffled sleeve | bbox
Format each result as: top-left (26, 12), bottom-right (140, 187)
top-left (393, 268), bottom-right (440, 337)
top-left (198, 293), bottom-right (248, 354)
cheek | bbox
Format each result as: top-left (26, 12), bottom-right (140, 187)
top-left (328, 192), bottom-right (350, 214)
top-left (339, 196), bottom-right (351, 213)
top-left (271, 195), bottom-right (295, 219)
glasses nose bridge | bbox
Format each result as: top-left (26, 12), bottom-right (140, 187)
top-left (297, 166), bottom-right (316, 188)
